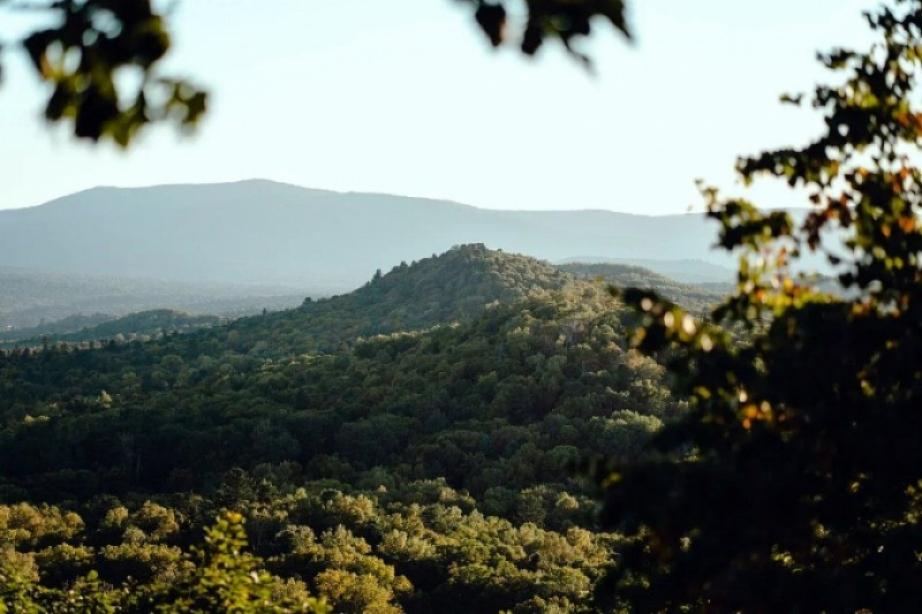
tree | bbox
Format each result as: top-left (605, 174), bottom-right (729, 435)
top-left (0, 0), bottom-right (630, 146)
top-left (5, 0), bottom-right (206, 146)
top-left (136, 512), bottom-right (329, 613)
top-left (598, 1), bottom-right (922, 611)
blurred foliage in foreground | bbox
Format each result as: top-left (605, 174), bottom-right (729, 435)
top-left (599, 1), bottom-right (922, 611)
top-left (0, 0), bottom-right (629, 146)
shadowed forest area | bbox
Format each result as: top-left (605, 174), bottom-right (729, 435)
top-left (1, 1), bottom-right (921, 612)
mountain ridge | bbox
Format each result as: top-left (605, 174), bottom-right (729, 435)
top-left (0, 180), bottom-right (732, 291)
top-left (8, 178), bottom-right (706, 217)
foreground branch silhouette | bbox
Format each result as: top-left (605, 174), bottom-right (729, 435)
top-left (1, 0), bottom-right (630, 146)
top-left (600, 1), bottom-right (922, 610)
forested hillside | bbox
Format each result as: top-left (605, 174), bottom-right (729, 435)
top-left (0, 246), bottom-right (675, 612)
top-left (210, 244), bottom-right (571, 358)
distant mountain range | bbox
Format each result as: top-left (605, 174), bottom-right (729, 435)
top-left (0, 179), bottom-right (737, 293)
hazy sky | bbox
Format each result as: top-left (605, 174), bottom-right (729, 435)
top-left (0, 0), bottom-right (875, 213)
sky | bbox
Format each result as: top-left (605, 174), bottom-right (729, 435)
top-left (0, 0), bottom-right (876, 213)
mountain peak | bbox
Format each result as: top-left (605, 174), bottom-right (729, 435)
top-left (356, 243), bottom-right (570, 305)
top-left (222, 246), bottom-right (573, 357)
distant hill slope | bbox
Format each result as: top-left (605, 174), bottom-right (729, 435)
top-left (557, 256), bottom-right (736, 284)
top-left (0, 265), bottom-right (308, 329)
top-left (208, 244), bottom-right (573, 357)
top-left (0, 309), bottom-right (222, 348)
top-left (0, 180), bottom-right (733, 291)
top-left (557, 262), bottom-right (726, 312)
top-left (0, 312), bottom-right (113, 341)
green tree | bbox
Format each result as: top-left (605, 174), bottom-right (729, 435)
top-left (137, 512), bottom-right (329, 613)
top-left (599, 1), bottom-right (922, 611)
top-left (0, 547), bottom-right (38, 613)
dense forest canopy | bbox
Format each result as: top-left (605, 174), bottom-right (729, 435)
top-left (0, 246), bottom-right (677, 612)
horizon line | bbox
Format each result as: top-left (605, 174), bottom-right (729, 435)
top-left (0, 178), bottom-right (771, 218)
